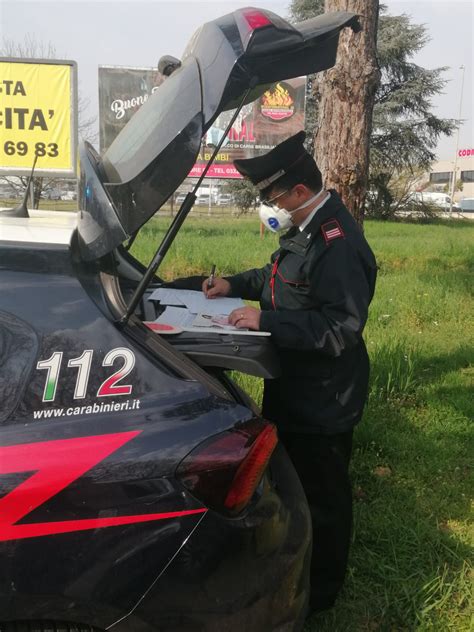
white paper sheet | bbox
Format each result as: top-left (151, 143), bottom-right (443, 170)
top-left (148, 288), bottom-right (187, 306)
top-left (153, 306), bottom-right (270, 336)
top-left (154, 306), bottom-right (195, 327)
top-left (148, 288), bottom-right (245, 315)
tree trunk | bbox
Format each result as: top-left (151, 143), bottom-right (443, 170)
top-left (314, 0), bottom-right (380, 225)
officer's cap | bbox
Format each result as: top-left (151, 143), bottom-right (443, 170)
top-left (233, 130), bottom-right (310, 191)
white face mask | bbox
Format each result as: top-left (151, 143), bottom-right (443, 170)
top-left (259, 189), bottom-right (323, 233)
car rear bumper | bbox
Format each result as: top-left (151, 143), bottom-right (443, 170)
top-left (115, 444), bottom-right (311, 632)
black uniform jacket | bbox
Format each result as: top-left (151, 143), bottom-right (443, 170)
top-left (227, 191), bottom-right (377, 434)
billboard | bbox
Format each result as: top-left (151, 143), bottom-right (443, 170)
top-left (190, 77), bottom-right (306, 179)
top-left (0, 58), bottom-right (78, 177)
top-left (98, 67), bottom-right (306, 178)
top-left (98, 66), bottom-right (165, 153)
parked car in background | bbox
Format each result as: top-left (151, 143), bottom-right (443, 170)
top-left (217, 193), bottom-right (233, 206)
top-left (174, 191), bottom-right (187, 205)
top-left (407, 191), bottom-right (460, 210)
top-left (196, 193), bottom-right (211, 206)
top-left (459, 198), bottom-right (474, 212)
top-left (62, 190), bottom-right (77, 201)
top-left (43, 187), bottom-right (62, 200)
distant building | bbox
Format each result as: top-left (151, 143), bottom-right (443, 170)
top-left (427, 147), bottom-right (474, 201)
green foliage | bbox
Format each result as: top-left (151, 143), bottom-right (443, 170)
top-left (368, 338), bottom-right (420, 402)
top-left (443, 180), bottom-right (464, 194)
top-left (365, 168), bottom-right (446, 221)
top-left (288, 0), bottom-right (324, 22)
top-left (223, 179), bottom-right (259, 214)
top-left (365, 171), bottom-right (395, 219)
top-left (372, 9), bottom-right (454, 172)
top-left (132, 216), bottom-right (473, 631)
top-left (288, 1), bottom-right (455, 204)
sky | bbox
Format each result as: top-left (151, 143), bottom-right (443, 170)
top-left (0, 0), bottom-right (472, 161)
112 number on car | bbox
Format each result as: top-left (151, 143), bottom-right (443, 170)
top-left (36, 347), bottom-right (135, 402)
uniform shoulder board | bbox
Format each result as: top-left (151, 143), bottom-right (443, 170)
top-left (321, 219), bottom-right (345, 245)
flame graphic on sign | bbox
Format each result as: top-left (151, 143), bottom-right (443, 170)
top-left (262, 84), bottom-right (294, 108)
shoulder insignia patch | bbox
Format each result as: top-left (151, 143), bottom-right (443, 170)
top-left (321, 219), bottom-right (345, 245)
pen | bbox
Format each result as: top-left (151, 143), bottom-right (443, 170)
top-left (207, 264), bottom-right (216, 290)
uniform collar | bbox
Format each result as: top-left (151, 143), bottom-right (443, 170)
top-left (298, 191), bottom-right (331, 232)
top-left (278, 191), bottom-right (344, 254)
top-left (301, 190), bottom-right (344, 237)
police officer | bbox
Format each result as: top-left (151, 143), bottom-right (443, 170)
top-left (203, 131), bottom-right (377, 613)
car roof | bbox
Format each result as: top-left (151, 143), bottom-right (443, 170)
top-left (0, 210), bottom-right (77, 245)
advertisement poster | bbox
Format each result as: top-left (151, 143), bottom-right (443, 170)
top-left (0, 58), bottom-right (77, 176)
top-left (98, 66), bottom-right (165, 153)
top-left (98, 67), bottom-right (306, 179)
top-left (189, 76), bottom-right (306, 179)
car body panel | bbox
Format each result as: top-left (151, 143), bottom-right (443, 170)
top-left (0, 209), bottom-right (76, 244)
top-left (127, 445), bottom-right (311, 632)
top-left (0, 214), bottom-right (311, 632)
top-left (0, 234), bottom-right (267, 628)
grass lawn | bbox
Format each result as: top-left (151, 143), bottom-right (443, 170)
top-left (132, 215), bottom-right (473, 631)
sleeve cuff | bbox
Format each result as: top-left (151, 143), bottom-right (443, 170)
top-left (224, 275), bottom-right (247, 298)
top-left (259, 310), bottom-right (278, 333)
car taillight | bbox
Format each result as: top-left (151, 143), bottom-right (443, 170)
top-left (235, 8), bottom-right (273, 50)
top-left (241, 8), bottom-right (272, 30)
top-left (176, 418), bottom-right (278, 515)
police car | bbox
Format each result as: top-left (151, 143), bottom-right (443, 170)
top-left (0, 7), bottom-right (357, 631)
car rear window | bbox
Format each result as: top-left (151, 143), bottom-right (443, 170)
top-left (101, 58), bottom-right (202, 185)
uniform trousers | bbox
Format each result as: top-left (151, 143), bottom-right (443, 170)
top-left (278, 429), bottom-right (353, 609)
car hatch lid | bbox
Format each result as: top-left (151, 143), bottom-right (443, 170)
top-left (77, 8), bottom-right (358, 261)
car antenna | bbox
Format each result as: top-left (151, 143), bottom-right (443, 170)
top-left (0, 154), bottom-right (38, 218)
top-left (119, 77), bottom-right (259, 326)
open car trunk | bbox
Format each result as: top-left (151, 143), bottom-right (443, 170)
top-left (101, 246), bottom-right (281, 379)
top-left (77, 7), bottom-right (359, 379)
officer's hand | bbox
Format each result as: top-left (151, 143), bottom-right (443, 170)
top-left (202, 277), bottom-right (231, 299)
top-left (228, 306), bottom-right (261, 331)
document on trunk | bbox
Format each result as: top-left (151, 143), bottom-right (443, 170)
top-left (148, 288), bottom-right (245, 316)
top-left (153, 306), bottom-right (270, 336)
